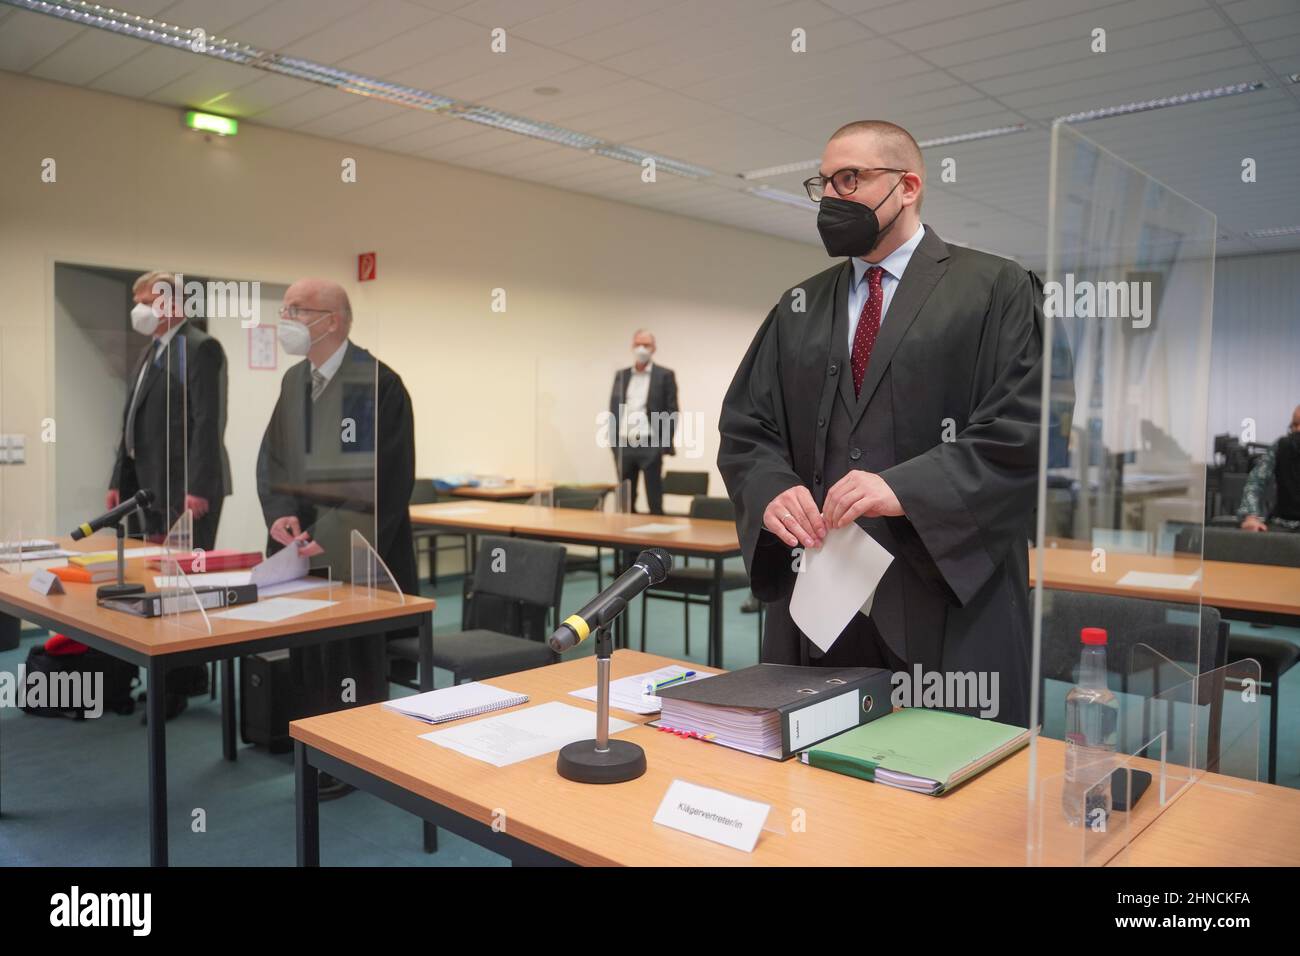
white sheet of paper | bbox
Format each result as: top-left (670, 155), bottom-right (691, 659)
top-left (258, 577), bottom-right (334, 598)
top-left (212, 597), bottom-right (337, 623)
top-left (420, 700), bottom-right (635, 767)
top-left (790, 522), bottom-right (894, 653)
top-left (250, 543), bottom-right (310, 590)
top-left (569, 666), bottom-right (711, 715)
top-left (624, 523), bottom-right (683, 534)
top-left (1116, 570), bottom-right (1201, 591)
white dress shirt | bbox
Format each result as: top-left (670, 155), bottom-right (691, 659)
top-left (311, 339), bottom-right (349, 390)
top-left (847, 222), bottom-right (925, 351)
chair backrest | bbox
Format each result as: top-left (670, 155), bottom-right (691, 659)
top-left (689, 495), bottom-right (735, 521)
top-left (662, 471), bottom-right (709, 497)
top-left (552, 486), bottom-right (603, 511)
top-left (467, 536), bottom-right (567, 641)
top-left (409, 478), bottom-right (439, 505)
top-left (1217, 472), bottom-right (1248, 516)
top-left (1038, 587), bottom-right (1224, 685)
top-left (1177, 525), bottom-right (1300, 567)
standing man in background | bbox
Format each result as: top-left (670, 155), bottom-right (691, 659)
top-left (719, 121), bottom-right (1045, 728)
top-left (108, 270), bottom-right (231, 549)
top-left (609, 330), bottom-right (678, 514)
top-left (108, 269), bottom-right (231, 713)
top-left (256, 278), bottom-right (416, 798)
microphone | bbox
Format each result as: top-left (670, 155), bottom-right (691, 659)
top-left (71, 489), bottom-right (155, 540)
top-left (549, 548), bottom-right (672, 652)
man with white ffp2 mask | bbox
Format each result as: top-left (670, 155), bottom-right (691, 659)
top-left (608, 329), bottom-right (678, 514)
top-left (108, 270), bottom-right (231, 551)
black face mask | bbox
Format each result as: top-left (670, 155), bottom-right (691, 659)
top-left (816, 175), bottom-right (905, 258)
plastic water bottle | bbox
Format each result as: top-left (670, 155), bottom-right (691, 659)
top-left (1062, 627), bottom-right (1119, 829)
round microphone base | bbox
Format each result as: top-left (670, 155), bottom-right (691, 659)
top-left (556, 739), bottom-right (646, 784)
top-left (96, 582), bottom-right (146, 600)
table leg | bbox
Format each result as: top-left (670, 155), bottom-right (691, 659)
top-left (710, 558), bottom-right (724, 669)
top-left (147, 658), bottom-right (168, 867)
top-left (295, 741), bottom-right (320, 867)
top-left (418, 611), bottom-right (438, 853)
top-left (221, 657), bottom-right (237, 761)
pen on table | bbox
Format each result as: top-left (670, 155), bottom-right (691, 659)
top-left (643, 671), bottom-right (696, 694)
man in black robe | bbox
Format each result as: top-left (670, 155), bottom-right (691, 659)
top-left (719, 121), bottom-right (1045, 727)
top-left (256, 279), bottom-right (416, 792)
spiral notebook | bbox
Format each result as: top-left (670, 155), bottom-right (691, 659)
top-left (382, 682), bottom-right (529, 725)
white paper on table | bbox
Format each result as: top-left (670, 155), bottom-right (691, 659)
top-left (250, 543), bottom-right (310, 590)
top-left (569, 665), bottom-right (712, 715)
top-left (257, 577), bottom-right (334, 598)
top-left (790, 522), bottom-right (894, 653)
top-left (624, 523), bottom-right (683, 534)
top-left (212, 597), bottom-right (337, 623)
top-left (1116, 570), bottom-right (1201, 591)
top-left (420, 700), bottom-right (635, 767)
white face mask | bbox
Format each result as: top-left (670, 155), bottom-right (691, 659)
top-left (633, 345), bottom-right (652, 364)
top-left (277, 316), bottom-right (327, 356)
top-left (131, 301), bottom-right (160, 336)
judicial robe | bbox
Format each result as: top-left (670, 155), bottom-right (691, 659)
top-left (255, 341), bottom-right (416, 712)
top-left (718, 225), bottom-right (1046, 727)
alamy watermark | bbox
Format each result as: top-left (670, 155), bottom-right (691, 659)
top-left (1043, 274), bottom-right (1151, 329)
top-left (151, 272), bottom-right (261, 328)
top-left (0, 666), bottom-right (103, 717)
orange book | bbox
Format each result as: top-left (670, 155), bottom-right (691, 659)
top-left (50, 565), bottom-right (116, 584)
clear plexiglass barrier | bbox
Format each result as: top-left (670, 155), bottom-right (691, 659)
top-left (1029, 120), bottom-right (1226, 864)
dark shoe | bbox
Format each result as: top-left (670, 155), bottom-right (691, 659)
top-left (318, 772), bottom-right (355, 802)
top-left (740, 596), bottom-right (761, 614)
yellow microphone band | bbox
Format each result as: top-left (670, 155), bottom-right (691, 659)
top-left (563, 614), bottom-right (590, 643)
top-left (79, 523), bottom-right (93, 537)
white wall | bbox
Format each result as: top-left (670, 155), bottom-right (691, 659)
top-left (0, 69), bottom-right (828, 537)
top-left (1207, 250), bottom-right (1300, 448)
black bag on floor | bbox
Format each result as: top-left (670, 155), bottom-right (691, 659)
top-left (20, 645), bottom-right (138, 719)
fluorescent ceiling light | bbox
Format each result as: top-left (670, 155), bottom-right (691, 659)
top-left (1055, 80), bottom-right (1267, 124)
top-left (1244, 225), bottom-right (1300, 239)
top-left (740, 123), bottom-right (1028, 180)
top-left (746, 186), bottom-right (817, 210)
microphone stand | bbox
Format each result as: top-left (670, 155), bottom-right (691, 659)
top-left (96, 517), bottom-right (146, 601)
top-left (557, 597), bottom-right (647, 784)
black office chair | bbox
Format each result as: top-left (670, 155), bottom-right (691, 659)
top-left (1038, 587), bottom-right (1232, 774)
top-left (552, 486), bottom-right (605, 590)
top-left (640, 495), bottom-right (759, 658)
top-left (1174, 525), bottom-right (1300, 783)
top-left (660, 471), bottom-right (709, 515)
top-left (410, 479), bottom-right (469, 587)
top-left (389, 536), bottom-right (566, 688)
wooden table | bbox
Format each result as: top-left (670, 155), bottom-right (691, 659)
top-left (1030, 544), bottom-right (1300, 626)
top-left (0, 536), bottom-right (435, 866)
top-left (292, 651), bottom-right (1300, 866)
top-left (409, 502), bottom-right (742, 665)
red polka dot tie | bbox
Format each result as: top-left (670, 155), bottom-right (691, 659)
top-left (852, 266), bottom-right (885, 398)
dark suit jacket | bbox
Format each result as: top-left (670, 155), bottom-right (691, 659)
top-left (609, 363), bottom-right (679, 455)
top-left (718, 225), bottom-right (1055, 727)
top-left (255, 341), bottom-right (417, 595)
top-left (110, 322), bottom-right (230, 532)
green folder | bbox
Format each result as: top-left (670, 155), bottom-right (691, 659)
top-left (800, 708), bottom-right (1031, 795)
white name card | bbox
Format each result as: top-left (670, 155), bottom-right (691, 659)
top-left (652, 779), bottom-right (770, 853)
top-left (28, 569), bottom-right (63, 595)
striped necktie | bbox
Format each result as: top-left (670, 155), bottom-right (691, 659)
top-left (311, 368), bottom-right (327, 402)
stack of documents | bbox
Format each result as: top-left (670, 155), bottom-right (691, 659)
top-left (800, 708), bottom-right (1031, 795)
top-left (383, 682), bottom-right (528, 724)
top-left (568, 665), bottom-right (709, 715)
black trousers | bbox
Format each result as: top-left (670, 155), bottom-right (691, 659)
top-left (804, 612), bottom-right (907, 671)
top-left (615, 446), bottom-right (664, 514)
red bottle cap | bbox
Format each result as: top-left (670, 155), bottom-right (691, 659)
top-left (1081, 627), bottom-right (1108, 646)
